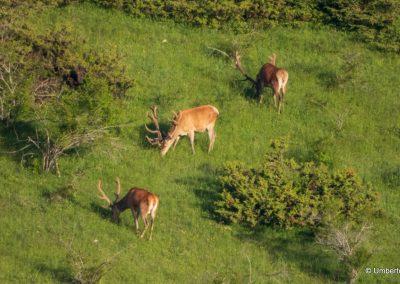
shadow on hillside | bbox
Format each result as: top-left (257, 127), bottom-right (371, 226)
top-left (285, 135), bottom-right (336, 168)
top-left (175, 163), bottom-right (220, 219)
top-left (0, 122), bottom-right (40, 166)
top-left (317, 70), bottom-right (338, 89)
top-left (33, 262), bottom-right (73, 283)
top-left (0, 121), bottom-right (92, 170)
top-left (236, 228), bottom-right (346, 282)
top-left (380, 162), bottom-right (400, 188)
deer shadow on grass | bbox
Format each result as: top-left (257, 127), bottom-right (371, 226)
top-left (229, 79), bottom-right (258, 101)
top-left (236, 227), bottom-right (346, 282)
top-left (90, 202), bottom-right (112, 220)
top-left (90, 202), bottom-right (135, 229)
top-left (229, 79), bottom-right (278, 110)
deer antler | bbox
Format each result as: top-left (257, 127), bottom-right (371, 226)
top-left (145, 106), bottom-right (165, 146)
top-left (171, 111), bottom-right (181, 125)
top-left (269, 53), bottom-right (276, 65)
top-left (97, 180), bottom-right (111, 208)
top-left (114, 177), bottom-right (121, 202)
top-left (233, 51), bottom-right (256, 84)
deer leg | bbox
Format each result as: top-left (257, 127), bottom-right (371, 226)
top-left (188, 131), bottom-right (195, 154)
top-left (280, 90), bottom-right (285, 113)
top-left (208, 126), bottom-right (216, 153)
top-left (140, 214), bottom-right (149, 239)
top-left (173, 136), bottom-right (180, 150)
top-left (149, 215), bottom-right (156, 241)
top-left (281, 82), bottom-right (287, 112)
top-left (277, 93), bottom-right (283, 113)
top-left (131, 209), bottom-right (139, 234)
top-left (278, 96), bottom-right (282, 113)
top-left (256, 81), bottom-right (264, 103)
top-left (149, 204), bottom-right (158, 240)
top-left (282, 82), bottom-right (287, 98)
top-left (273, 92), bottom-right (278, 108)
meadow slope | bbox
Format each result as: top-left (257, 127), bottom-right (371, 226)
top-left (0, 4), bottom-right (399, 283)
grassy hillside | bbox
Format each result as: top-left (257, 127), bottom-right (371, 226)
top-left (0, 3), bottom-right (399, 283)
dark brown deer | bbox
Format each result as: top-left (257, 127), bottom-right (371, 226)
top-left (234, 51), bottom-right (288, 113)
top-left (97, 177), bottom-right (159, 240)
top-left (145, 105), bottom-right (219, 156)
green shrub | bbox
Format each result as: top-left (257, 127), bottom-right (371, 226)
top-left (317, 0), bottom-right (400, 52)
top-left (46, 182), bottom-right (78, 203)
top-left (215, 138), bottom-right (379, 229)
top-left (0, 2), bottom-right (133, 174)
top-left (81, 0), bottom-right (399, 52)
top-left (85, 0), bottom-right (321, 30)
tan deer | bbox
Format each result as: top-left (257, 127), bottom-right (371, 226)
top-left (234, 51), bottom-right (288, 113)
top-left (145, 105), bottom-right (219, 156)
top-left (97, 177), bottom-right (159, 240)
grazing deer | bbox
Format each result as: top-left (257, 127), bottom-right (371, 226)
top-left (145, 105), bottom-right (219, 156)
top-left (234, 51), bottom-right (288, 113)
top-left (97, 177), bottom-right (159, 240)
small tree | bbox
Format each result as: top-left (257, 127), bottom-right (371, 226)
top-left (316, 222), bottom-right (373, 284)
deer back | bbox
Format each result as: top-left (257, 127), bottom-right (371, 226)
top-left (170, 105), bottom-right (219, 135)
top-left (256, 63), bottom-right (278, 85)
top-left (119, 188), bottom-right (159, 213)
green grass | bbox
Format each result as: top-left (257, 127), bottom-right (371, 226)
top-left (1, 3), bottom-right (399, 283)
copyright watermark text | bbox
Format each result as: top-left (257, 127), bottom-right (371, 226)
top-left (365, 267), bottom-right (400, 274)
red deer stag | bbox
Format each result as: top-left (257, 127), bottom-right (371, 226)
top-left (234, 51), bottom-right (288, 113)
top-left (97, 177), bottom-right (159, 240)
top-left (145, 105), bottom-right (219, 156)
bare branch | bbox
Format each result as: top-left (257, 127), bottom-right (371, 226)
top-left (207, 46), bottom-right (231, 58)
top-left (114, 177), bottom-right (121, 202)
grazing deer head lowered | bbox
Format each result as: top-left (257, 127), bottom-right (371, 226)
top-left (145, 105), bottom-right (219, 156)
top-left (97, 177), bottom-right (159, 240)
top-left (234, 51), bottom-right (289, 113)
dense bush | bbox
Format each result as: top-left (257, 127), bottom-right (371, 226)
top-left (84, 0), bottom-right (320, 29)
top-left (0, 1), bottom-right (133, 174)
top-left (215, 138), bottom-right (379, 228)
top-left (318, 0), bottom-right (400, 52)
top-left (82, 0), bottom-right (400, 52)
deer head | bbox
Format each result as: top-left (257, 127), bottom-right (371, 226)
top-left (97, 177), bottom-right (121, 223)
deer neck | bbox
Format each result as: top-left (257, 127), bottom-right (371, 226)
top-left (114, 197), bottom-right (129, 212)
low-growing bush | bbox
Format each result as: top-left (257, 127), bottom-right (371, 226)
top-left (0, 2), bottom-right (133, 174)
top-left (215, 138), bottom-right (379, 229)
top-left (83, 0), bottom-right (400, 52)
top-left (45, 182), bottom-right (78, 203)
